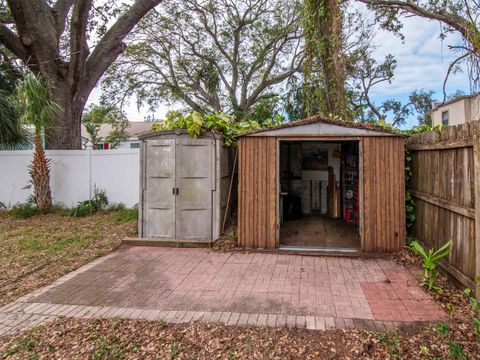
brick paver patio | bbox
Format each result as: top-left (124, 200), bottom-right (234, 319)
top-left (0, 247), bottom-right (445, 336)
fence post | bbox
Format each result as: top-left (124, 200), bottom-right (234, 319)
top-left (474, 135), bottom-right (480, 299)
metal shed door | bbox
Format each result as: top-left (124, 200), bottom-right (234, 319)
top-left (175, 139), bottom-right (213, 240)
top-left (144, 139), bottom-right (176, 238)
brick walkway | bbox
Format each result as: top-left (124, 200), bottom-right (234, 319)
top-left (0, 247), bottom-right (445, 337)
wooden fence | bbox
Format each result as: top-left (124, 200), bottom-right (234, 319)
top-left (407, 121), bottom-right (480, 297)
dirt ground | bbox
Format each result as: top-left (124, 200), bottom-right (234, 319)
top-left (0, 210), bottom-right (137, 306)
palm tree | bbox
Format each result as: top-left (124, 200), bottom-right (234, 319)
top-left (13, 74), bottom-right (59, 211)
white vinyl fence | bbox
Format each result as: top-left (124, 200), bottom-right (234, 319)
top-left (0, 149), bottom-right (140, 208)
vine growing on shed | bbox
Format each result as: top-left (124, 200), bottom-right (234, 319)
top-left (150, 111), bottom-right (284, 146)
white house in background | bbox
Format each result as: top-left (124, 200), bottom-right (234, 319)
top-left (432, 93), bottom-right (480, 127)
top-left (81, 121), bottom-right (155, 149)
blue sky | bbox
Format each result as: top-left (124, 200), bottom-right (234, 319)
top-left (87, 8), bottom-right (472, 130)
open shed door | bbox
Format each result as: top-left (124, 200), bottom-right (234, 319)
top-left (144, 139), bottom-right (176, 238)
top-left (175, 139), bottom-right (214, 240)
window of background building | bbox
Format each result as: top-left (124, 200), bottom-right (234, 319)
top-left (130, 142), bottom-right (140, 149)
top-left (441, 111), bottom-right (449, 126)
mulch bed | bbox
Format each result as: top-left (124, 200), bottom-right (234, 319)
top-left (0, 210), bottom-right (136, 307)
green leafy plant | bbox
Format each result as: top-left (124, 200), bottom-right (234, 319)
top-left (474, 318), bottom-right (480, 338)
top-left (70, 188), bottom-right (108, 217)
top-left (379, 332), bottom-right (401, 358)
top-left (463, 288), bottom-right (480, 312)
top-left (10, 196), bottom-right (38, 219)
top-left (449, 340), bottom-right (468, 360)
top-left (409, 240), bottom-right (452, 292)
top-left (436, 322), bottom-right (450, 337)
top-left (170, 342), bottom-right (182, 358)
top-left (151, 111), bottom-right (283, 146)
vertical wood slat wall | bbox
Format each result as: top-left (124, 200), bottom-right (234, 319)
top-left (363, 137), bottom-right (406, 252)
top-left (238, 137), bottom-right (277, 248)
top-left (407, 121), bottom-right (480, 298)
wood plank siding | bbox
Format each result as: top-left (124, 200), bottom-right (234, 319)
top-left (238, 136), bottom-right (278, 248)
top-left (363, 137), bottom-right (406, 252)
top-left (238, 133), bottom-right (406, 253)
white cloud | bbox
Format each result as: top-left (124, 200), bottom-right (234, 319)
top-left (369, 15), bottom-right (470, 99)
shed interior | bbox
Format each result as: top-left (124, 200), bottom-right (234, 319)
top-left (279, 140), bottom-right (360, 250)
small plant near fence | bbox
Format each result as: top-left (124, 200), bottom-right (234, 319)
top-left (70, 188), bottom-right (108, 217)
top-left (9, 195), bottom-right (39, 219)
top-left (408, 239), bottom-right (452, 292)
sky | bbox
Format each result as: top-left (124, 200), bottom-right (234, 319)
top-left (86, 6), bottom-right (472, 130)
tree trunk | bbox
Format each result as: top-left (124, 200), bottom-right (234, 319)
top-left (44, 81), bottom-right (87, 150)
top-left (30, 134), bottom-right (52, 211)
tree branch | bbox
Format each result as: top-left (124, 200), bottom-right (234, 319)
top-left (0, 22), bottom-right (27, 61)
top-left (83, 0), bottom-right (163, 97)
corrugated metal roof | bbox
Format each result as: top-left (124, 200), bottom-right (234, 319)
top-left (238, 115), bottom-right (404, 137)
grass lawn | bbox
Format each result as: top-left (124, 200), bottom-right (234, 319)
top-left (0, 209), bottom-right (137, 307)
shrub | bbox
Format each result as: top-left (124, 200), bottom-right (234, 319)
top-left (70, 189), bottom-right (108, 217)
top-left (10, 196), bottom-right (39, 218)
top-left (409, 240), bottom-right (452, 292)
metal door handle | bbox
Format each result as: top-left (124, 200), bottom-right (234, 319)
top-left (172, 187), bottom-right (176, 195)
top-left (176, 188), bottom-right (179, 195)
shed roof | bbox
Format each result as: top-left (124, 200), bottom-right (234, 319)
top-left (239, 115), bottom-right (404, 137)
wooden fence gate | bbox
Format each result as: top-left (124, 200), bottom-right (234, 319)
top-left (407, 121), bottom-right (480, 298)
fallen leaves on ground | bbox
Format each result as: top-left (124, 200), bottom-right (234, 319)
top-left (0, 317), bottom-right (460, 360)
top-left (0, 210), bottom-right (136, 306)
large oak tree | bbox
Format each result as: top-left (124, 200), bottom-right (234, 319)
top-left (101, 0), bottom-right (304, 121)
top-left (0, 0), bottom-right (162, 149)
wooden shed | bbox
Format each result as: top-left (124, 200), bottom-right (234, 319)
top-left (237, 116), bottom-right (406, 253)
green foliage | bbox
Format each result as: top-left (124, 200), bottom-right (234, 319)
top-left (0, 59), bottom-right (26, 148)
top-left (436, 322), bottom-right (450, 337)
top-left (379, 332), bottom-right (401, 358)
top-left (408, 240), bottom-right (452, 292)
top-left (10, 197), bottom-right (38, 219)
top-left (82, 104), bottom-right (129, 149)
top-left (4, 336), bottom-right (38, 357)
top-left (13, 73), bottom-right (59, 136)
top-left (70, 189), bottom-right (109, 217)
top-left (463, 288), bottom-right (480, 312)
top-left (151, 111), bottom-right (283, 146)
top-left (170, 342), bottom-right (182, 358)
top-left (449, 340), bottom-right (468, 360)
top-left (474, 318), bottom-right (480, 338)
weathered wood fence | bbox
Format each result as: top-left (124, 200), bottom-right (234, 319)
top-left (407, 121), bottom-right (480, 297)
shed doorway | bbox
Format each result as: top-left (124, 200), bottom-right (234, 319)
top-left (279, 140), bottom-right (361, 251)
